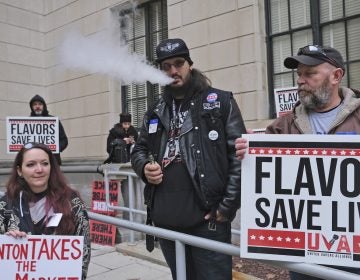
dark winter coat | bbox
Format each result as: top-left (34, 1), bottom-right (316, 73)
top-left (29, 95), bottom-right (68, 165)
top-left (105, 124), bottom-right (138, 163)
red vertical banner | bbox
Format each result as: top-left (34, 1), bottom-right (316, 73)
top-left (90, 180), bottom-right (120, 246)
top-left (91, 180), bottom-right (119, 215)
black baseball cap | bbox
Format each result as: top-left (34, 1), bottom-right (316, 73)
top-left (155, 38), bottom-right (193, 65)
top-left (284, 45), bottom-right (345, 74)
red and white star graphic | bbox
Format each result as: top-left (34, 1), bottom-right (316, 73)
top-left (248, 147), bottom-right (360, 157)
top-left (248, 229), bottom-right (305, 249)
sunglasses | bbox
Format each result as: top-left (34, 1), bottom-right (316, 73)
top-left (297, 45), bottom-right (343, 70)
top-left (23, 142), bottom-right (50, 151)
top-left (161, 59), bottom-right (186, 71)
top-left (24, 142), bottom-right (37, 149)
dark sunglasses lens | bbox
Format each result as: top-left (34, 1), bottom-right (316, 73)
top-left (24, 143), bottom-right (34, 149)
top-left (297, 46), bottom-right (305, 55)
top-left (298, 45), bottom-right (324, 56)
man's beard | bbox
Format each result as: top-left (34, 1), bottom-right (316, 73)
top-left (298, 78), bottom-right (332, 111)
top-left (167, 72), bottom-right (192, 99)
top-left (34, 110), bottom-right (43, 115)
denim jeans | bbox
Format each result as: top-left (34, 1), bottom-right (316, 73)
top-left (158, 220), bottom-right (232, 280)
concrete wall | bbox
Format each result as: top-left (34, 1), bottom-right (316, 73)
top-left (0, 0), bottom-right (46, 161)
top-left (0, 0), bottom-right (127, 163)
top-left (167, 0), bottom-right (271, 129)
top-left (42, 0), bottom-right (127, 162)
top-left (0, 0), bottom-right (270, 164)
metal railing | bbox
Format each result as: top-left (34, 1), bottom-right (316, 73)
top-left (102, 166), bottom-right (241, 243)
top-left (103, 167), bottom-right (145, 244)
top-left (0, 164), bottom-right (359, 280)
top-left (88, 212), bottom-right (360, 280)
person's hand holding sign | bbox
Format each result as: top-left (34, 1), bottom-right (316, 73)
top-left (235, 129), bottom-right (254, 160)
top-left (5, 230), bottom-right (27, 239)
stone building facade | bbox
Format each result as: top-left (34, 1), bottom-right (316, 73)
top-left (0, 0), bottom-right (359, 163)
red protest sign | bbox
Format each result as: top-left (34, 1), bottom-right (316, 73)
top-left (91, 180), bottom-right (119, 216)
top-left (90, 220), bottom-right (116, 246)
top-left (90, 180), bottom-right (120, 246)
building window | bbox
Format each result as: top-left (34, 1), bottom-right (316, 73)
top-left (265, 0), bottom-right (360, 117)
top-left (118, 0), bottom-right (167, 127)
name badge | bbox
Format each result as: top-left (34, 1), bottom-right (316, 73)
top-left (149, 119), bottom-right (158, 134)
top-left (46, 213), bottom-right (63, 227)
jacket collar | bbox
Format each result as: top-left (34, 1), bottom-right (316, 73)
top-left (293, 87), bottom-right (360, 133)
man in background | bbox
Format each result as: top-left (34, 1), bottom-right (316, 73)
top-left (30, 95), bottom-right (68, 165)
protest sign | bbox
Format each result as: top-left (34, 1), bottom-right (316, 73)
top-left (240, 134), bottom-right (360, 267)
top-left (274, 87), bottom-right (298, 117)
top-left (90, 180), bottom-right (119, 246)
top-left (90, 220), bottom-right (116, 247)
top-left (0, 235), bottom-right (83, 280)
top-left (6, 117), bottom-right (60, 153)
top-left (91, 180), bottom-right (119, 215)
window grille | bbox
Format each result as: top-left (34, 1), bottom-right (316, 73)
top-left (265, 0), bottom-right (360, 117)
top-left (118, 0), bottom-right (167, 128)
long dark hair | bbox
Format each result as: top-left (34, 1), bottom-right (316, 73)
top-left (190, 68), bottom-right (212, 91)
top-left (5, 142), bottom-right (81, 234)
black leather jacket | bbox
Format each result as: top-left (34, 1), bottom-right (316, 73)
top-left (131, 85), bottom-right (246, 221)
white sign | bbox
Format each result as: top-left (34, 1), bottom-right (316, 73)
top-left (0, 235), bottom-right (83, 279)
top-left (252, 128), bottom-right (266, 134)
top-left (274, 87), bottom-right (298, 117)
top-left (240, 134), bottom-right (360, 267)
top-left (6, 117), bottom-right (60, 153)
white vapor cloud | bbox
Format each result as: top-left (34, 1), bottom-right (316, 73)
top-left (59, 28), bottom-right (172, 86)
